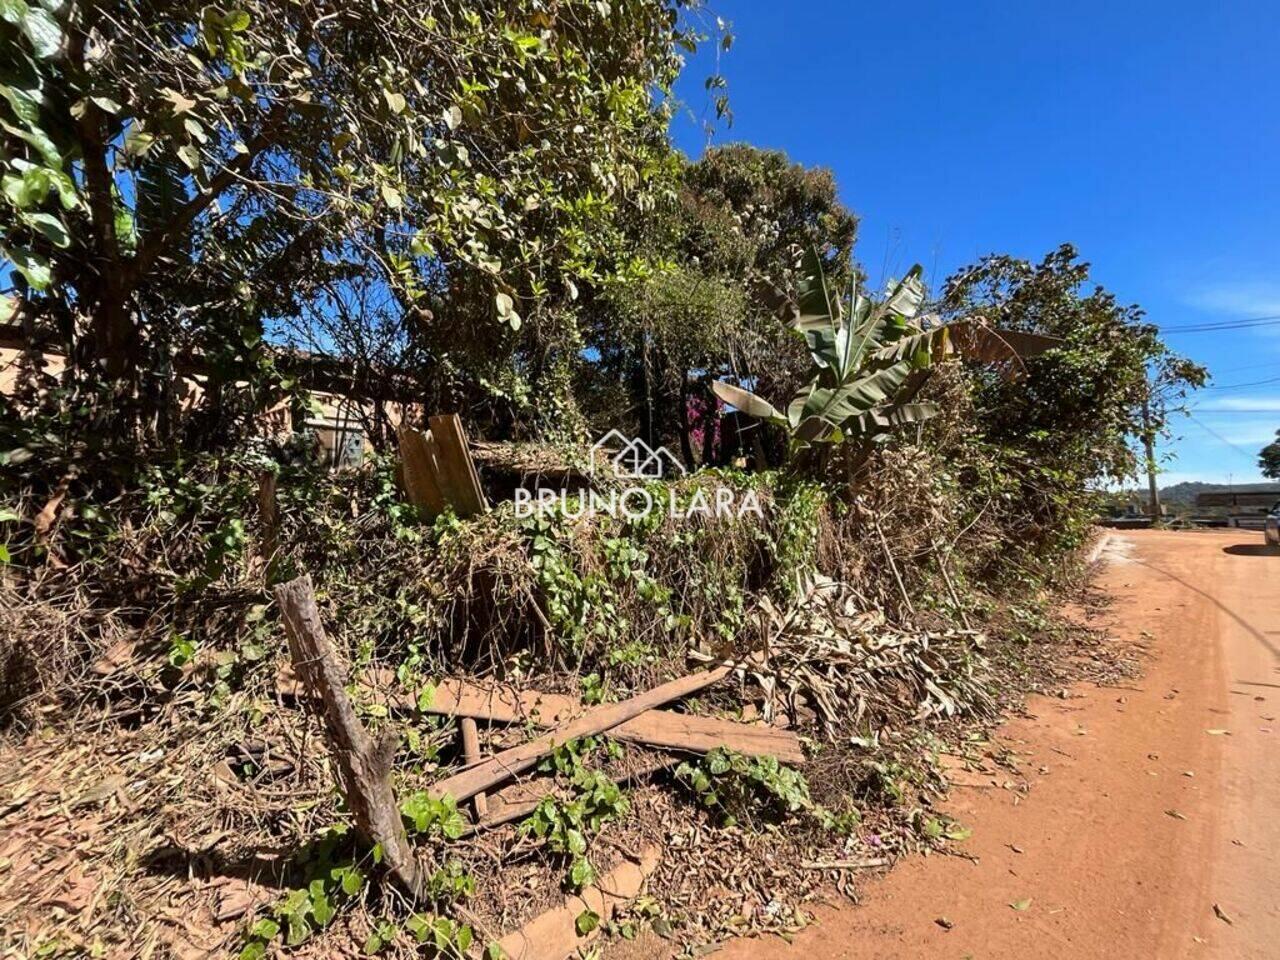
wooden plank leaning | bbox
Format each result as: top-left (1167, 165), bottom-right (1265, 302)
top-left (428, 413), bottom-right (488, 516)
top-left (397, 425), bottom-right (447, 516)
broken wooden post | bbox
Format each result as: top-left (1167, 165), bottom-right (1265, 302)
top-left (273, 574), bottom-right (423, 898)
top-left (458, 717), bottom-right (488, 821)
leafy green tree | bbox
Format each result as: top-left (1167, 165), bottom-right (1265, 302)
top-left (578, 145), bottom-right (858, 461)
top-left (941, 244), bottom-right (1206, 552)
top-left (1260, 430), bottom-right (1280, 479)
top-left (1, 0), bottom-right (703, 447)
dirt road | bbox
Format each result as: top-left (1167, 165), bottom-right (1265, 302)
top-left (716, 529), bottom-right (1279, 960)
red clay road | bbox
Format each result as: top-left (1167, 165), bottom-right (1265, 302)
top-left (717, 528), bottom-right (1280, 960)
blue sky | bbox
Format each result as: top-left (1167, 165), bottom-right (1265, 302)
top-left (671, 0), bottom-right (1280, 486)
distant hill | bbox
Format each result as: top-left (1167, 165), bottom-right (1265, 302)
top-left (1160, 480), bottom-right (1280, 506)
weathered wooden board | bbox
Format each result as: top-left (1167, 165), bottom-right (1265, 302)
top-left (423, 678), bottom-right (804, 764)
top-left (495, 847), bottom-right (662, 960)
top-left (459, 717), bottom-right (488, 819)
top-left (398, 426), bottom-right (447, 516)
top-left (277, 668), bottom-right (803, 764)
top-left (430, 665), bottom-right (732, 802)
top-left (428, 413), bottom-right (488, 516)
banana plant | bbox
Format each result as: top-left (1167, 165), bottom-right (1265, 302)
top-left (713, 246), bottom-right (1059, 450)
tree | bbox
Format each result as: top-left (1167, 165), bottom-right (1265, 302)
top-left (1, 0), bottom-right (705, 449)
top-left (941, 244), bottom-right (1206, 551)
top-left (1260, 430), bottom-right (1280, 479)
top-left (577, 145), bottom-right (858, 462)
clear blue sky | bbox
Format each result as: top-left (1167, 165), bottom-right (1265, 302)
top-left (671, 0), bottom-right (1280, 486)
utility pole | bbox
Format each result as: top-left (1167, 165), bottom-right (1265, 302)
top-left (1141, 391), bottom-right (1161, 521)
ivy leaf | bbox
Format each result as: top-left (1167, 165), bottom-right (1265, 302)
top-left (248, 919), bottom-right (279, 940)
top-left (415, 682), bottom-right (436, 712)
top-left (574, 909), bottom-right (600, 936)
top-left (0, 82), bottom-right (41, 125)
top-left (311, 892), bottom-right (334, 926)
top-left (20, 6), bottom-right (62, 59)
top-left (177, 144), bottom-right (202, 170)
top-left (495, 291), bottom-right (521, 330)
top-left (383, 90), bottom-right (406, 114)
top-left (123, 126), bottom-right (156, 158)
top-left (0, 0), bottom-right (29, 28)
top-left (568, 856), bottom-right (595, 889)
top-left (443, 104), bottom-right (462, 130)
top-left (380, 183), bottom-right (402, 209)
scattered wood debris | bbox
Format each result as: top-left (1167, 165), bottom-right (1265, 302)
top-left (496, 847), bottom-right (662, 960)
top-left (431, 665), bottom-right (734, 802)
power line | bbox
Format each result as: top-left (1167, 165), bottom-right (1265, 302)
top-left (1185, 413), bottom-right (1260, 462)
top-left (1160, 314), bottom-right (1280, 333)
top-left (1210, 360), bottom-right (1280, 375)
top-left (1204, 374), bottom-right (1280, 391)
top-left (1184, 408), bottom-right (1280, 415)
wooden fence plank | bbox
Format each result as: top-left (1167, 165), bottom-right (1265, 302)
top-left (430, 665), bottom-right (732, 802)
top-left (398, 426), bottom-right (447, 516)
top-left (427, 413), bottom-right (488, 516)
top-left (277, 669), bottom-right (803, 764)
top-left (423, 678), bottom-right (803, 764)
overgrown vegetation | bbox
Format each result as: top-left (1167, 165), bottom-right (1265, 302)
top-left (0, 1), bottom-right (1201, 957)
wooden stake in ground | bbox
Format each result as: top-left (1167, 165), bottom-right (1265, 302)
top-left (431, 664), bottom-right (733, 803)
top-left (458, 717), bottom-right (488, 820)
top-left (274, 574), bottom-right (423, 898)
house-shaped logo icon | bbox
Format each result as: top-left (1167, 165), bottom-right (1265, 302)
top-left (589, 429), bottom-right (687, 479)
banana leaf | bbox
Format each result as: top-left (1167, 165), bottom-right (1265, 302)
top-left (846, 401), bottom-right (940, 434)
top-left (870, 319), bottom-right (1062, 370)
top-left (794, 247), bottom-right (840, 370)
top-left (799, 360), bottom-right (913, 427)
top-left (711, 380), bottom-right (787, 424)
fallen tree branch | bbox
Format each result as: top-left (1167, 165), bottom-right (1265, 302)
top-left (274, 574), bottom-right (424, 899)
